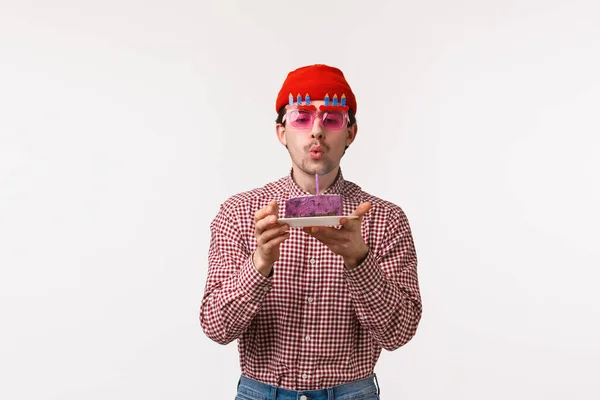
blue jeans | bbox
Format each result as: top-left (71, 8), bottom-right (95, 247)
top-left (235, 375), bottom-right (381, 400)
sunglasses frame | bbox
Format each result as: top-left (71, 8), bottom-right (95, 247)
top-left (282, 105), bottom-right (349, 130)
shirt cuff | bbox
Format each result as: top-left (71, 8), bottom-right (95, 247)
top-left (343, 251), bottom-right (386, 296)
top-left (238, 255), bottom-right (273, 301)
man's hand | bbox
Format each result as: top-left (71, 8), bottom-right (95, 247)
top-left (303, 202), bottom-right (371, 270)
top-left (253, 200), bottom-right (290, 277)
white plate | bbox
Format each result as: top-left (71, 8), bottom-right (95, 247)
top-left (278, 215), bottom-right (358, 228)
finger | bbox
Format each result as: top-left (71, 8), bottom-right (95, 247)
top-left (302, 226), bottom-right (340, 234)
top-left (339, 216), bottom-right (361, 228)
top-left (258, 231), bottom-right (290, 253)
top-left (254, 200), bottom-right (279, 222)
top-left (263, 231), bottom-right (290, 249)
top-left (257, 224), bottom-right (290, 245)
top-left (305, 233), bottom-right (348, 248)
top-left (350, 202), bottom-right (372, 217)
top-left (255, 214), bottom-right (279, 235)
top-left (254, 206), bottom-right (268, 222)
top-left (267, 200), bottom-right (278, 216)
top-left (303, 226), bottom-right (347, 242)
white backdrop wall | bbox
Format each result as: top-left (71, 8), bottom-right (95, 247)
top-left (1, 1), bottom-right (599, 399)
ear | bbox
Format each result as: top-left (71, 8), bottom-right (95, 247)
top-left (345, 123), bottom-right (358, 147)
top-left (276, 123), bottom-right (287, 146)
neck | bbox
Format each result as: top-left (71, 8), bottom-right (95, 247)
top-left (291, 165), bottom-right (340, 195)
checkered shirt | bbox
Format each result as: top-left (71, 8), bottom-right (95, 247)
top-left (200, 169), bottom-right (422, 390)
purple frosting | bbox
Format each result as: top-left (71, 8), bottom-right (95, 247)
top-left (284, 194), bottom-right (342, 218)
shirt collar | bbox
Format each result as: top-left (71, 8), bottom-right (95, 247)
top-left (287, 167), bottom-right (346, 198)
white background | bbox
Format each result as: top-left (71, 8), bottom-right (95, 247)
top-left (1, 1), bottom-right (599, 399)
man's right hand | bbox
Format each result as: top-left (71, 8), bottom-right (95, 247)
top-left (253, 200), bottom-right (290, 277)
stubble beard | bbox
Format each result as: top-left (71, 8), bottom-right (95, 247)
top-left (289, 150), bottom-right (339, 177)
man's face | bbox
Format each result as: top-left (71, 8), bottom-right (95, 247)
top-left (276, 100), bottom-right (357, 176)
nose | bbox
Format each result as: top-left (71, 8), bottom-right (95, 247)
top-left (310, 118), bottom-right (324, 139)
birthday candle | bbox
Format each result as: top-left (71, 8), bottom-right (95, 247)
top-left (324, 93), bottom-right (330, 106)
top-left (333, 94), bottom-right (338, 106)
top-left (297, 93), bottom-right (302, 105)
top-left (315, 173), bottom-right (320, 195)
top-left (341, 94), bottom-right (346, 107)
top-left (289, 93), bottom-right (294, 106)
top-left (305, 93), bottom-right (311, 105)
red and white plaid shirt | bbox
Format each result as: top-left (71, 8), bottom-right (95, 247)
top-left (200, 169), bottom-right (422, 390)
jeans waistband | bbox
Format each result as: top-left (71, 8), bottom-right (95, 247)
top-left (237, 374), bottom-right (380, 400)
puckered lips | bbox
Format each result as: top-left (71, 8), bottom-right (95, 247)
top-left (309, 145), bottom-right (324, 160)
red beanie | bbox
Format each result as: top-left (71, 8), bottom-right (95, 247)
top-left (275, 64), bottom-right (357, 114)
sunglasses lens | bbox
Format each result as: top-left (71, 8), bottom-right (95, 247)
top-left (288, 110), bottom-right (314, 128)
top-left (322, 112), bottom-right (345, 129)
top-left (285, 110), bottom-right (347, 129)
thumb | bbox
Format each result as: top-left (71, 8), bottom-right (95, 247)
top-left (269, 200), bottom-right (279, 215)
top-left (350, 202), bottom-right (372, 218)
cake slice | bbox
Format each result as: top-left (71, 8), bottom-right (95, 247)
top-left (284, 194), bottom-right (342, 218)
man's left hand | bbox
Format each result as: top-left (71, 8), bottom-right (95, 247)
top-left (303, 202), bottom-right (371, 270)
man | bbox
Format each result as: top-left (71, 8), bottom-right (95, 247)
top-left (200, 64), bottom-right (422, 399)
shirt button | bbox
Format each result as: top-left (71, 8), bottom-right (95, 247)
top-left (300, 396), bottom-right (308, 400)
top-left (262, 286), bottom-right (270, 292)
top-left (305, 335), bottom-right (310, 342)
top-left (309, 258), bottom-right (315, 265)
top-left (307, 296), bottom-right (313, 303)
top-left (302, 373), bottom-right (308, 380)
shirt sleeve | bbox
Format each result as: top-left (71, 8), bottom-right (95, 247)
top-left (200, 204), bottom-right (272, 345)
top-left (343, 208), bottom-right (422, 351)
